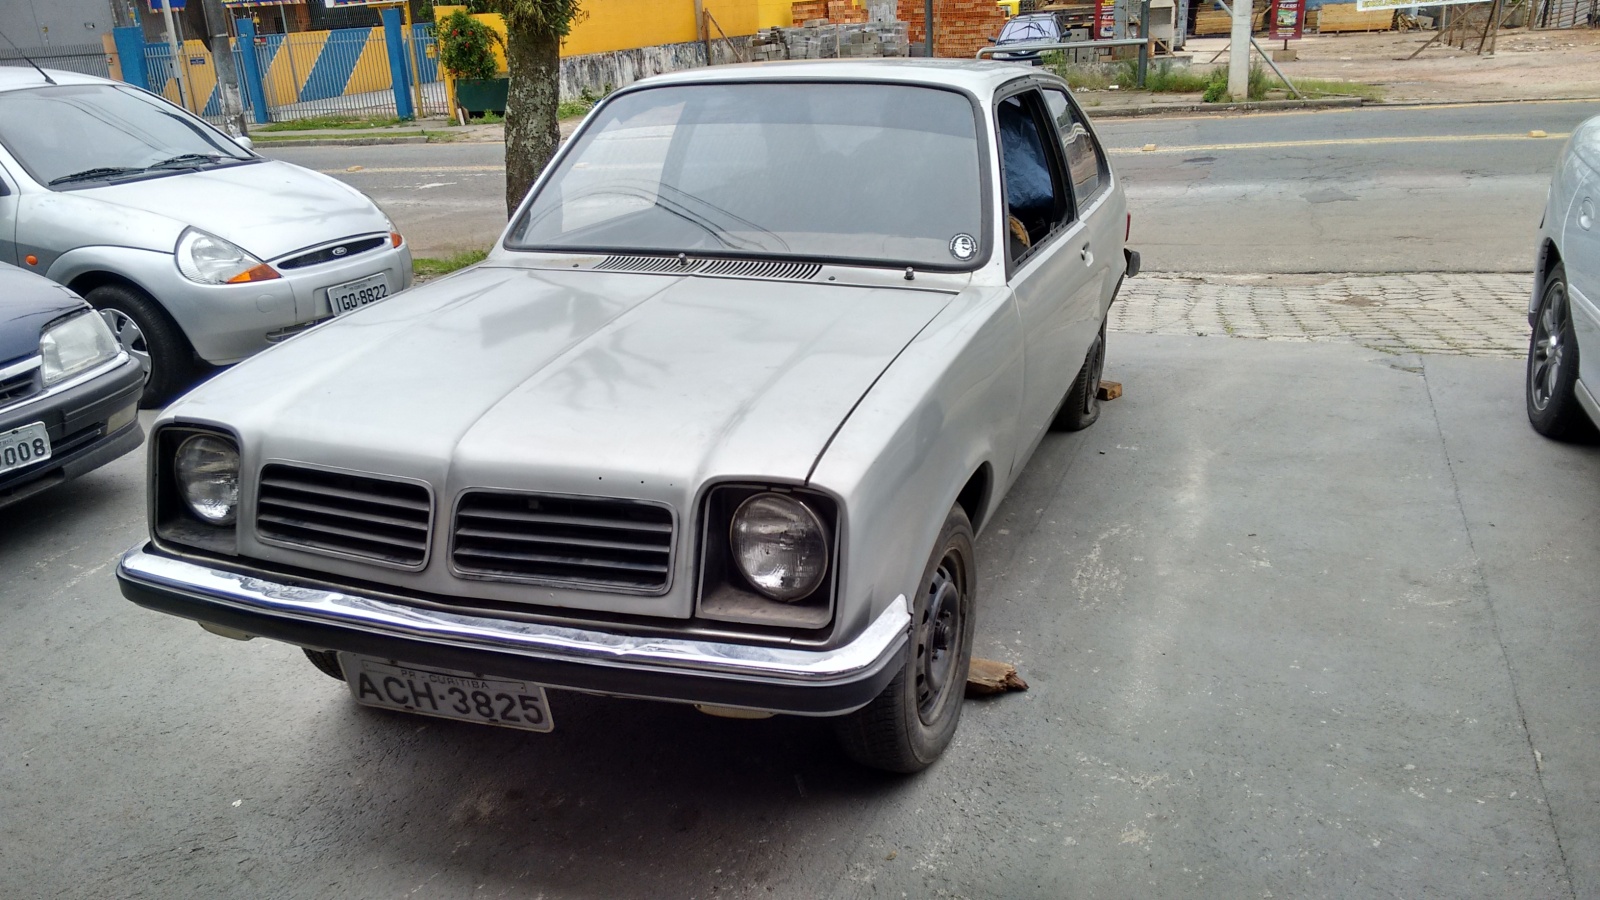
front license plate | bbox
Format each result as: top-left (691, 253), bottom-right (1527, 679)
top-left (0, 422), bottom-right (51, 476)
top-left (326, 273), bottom-right (389, 316)
top-left (340, 655), bottom-right (554, 733)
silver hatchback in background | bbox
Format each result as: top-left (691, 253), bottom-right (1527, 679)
top-left (0, 68), bottom-right (412, 406)
top-left (1528, 113), bottom-right (1600, 439)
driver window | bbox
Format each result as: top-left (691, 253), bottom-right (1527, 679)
top-left (996, 92), bottom-right (1070, 264)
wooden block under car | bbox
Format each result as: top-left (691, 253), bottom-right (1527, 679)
top-left (966, 658), bottom-right (1029, 696)
top-left (1096, 380), bottom-right (1123, 401)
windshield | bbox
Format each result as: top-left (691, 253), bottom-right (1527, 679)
top-left (507, 82), bottom-right (987, 270)
top-left (999, 17), bottom-right (1059, 42)
top-left (0, 84), bottom-right (254, 189)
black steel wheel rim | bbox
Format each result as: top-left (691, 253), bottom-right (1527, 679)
top-left (1531, 282), bottom-right (1567, 411)
top-left (915, 551), bottom-right (965, 722)
top-left (1084, 331), bottom-right (1106, 413)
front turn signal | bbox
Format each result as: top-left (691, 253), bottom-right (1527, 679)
top-left (225, 263), bottom-right (281, 284)
top-left (390, 232), bottom-right (404, 248)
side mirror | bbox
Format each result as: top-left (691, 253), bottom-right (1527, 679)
top-left (235, 136), bottom-right (254, 152)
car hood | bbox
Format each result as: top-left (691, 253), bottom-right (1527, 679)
top-left (0, 263), bottom-right (85, 365)
top-left (62, 160), bottom-right (386, 260)
top-left (167, 264), bottom-right (953, 494)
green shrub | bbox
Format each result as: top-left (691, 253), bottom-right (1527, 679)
top-left (438, 10), bottom-right (501, 81)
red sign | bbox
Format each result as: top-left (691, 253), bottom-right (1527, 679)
top-left (1094, 0), bottom-right (1116, 38)
top-left (1269, 0), bottom-right (1305, 39)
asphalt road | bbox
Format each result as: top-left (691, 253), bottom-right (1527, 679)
top-left (5, 337), bottom-right (1600, 899)
top-left (263, 98), bottom-right (1600, 273)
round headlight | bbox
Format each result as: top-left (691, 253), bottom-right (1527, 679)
top-left (730, 493), bottom-right (829, 602)
top-left (175, 434), bottom-right (240, 525)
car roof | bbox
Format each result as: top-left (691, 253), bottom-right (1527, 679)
top-left (632, 59), bottom-right (1043, 96)
top-left (0, 66), bottom-right (119, 93)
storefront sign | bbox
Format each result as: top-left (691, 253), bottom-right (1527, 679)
top-left (1094, 0), bottom-right (1116, 39)
top-left (1269, 0), bottom-right (1305, 39)
top-left (147, 0), bottom-right (186, 11)
top-left (1356, 0), bottom-right (1481, 9)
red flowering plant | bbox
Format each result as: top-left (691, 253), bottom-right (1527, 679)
top-left (438, 10), bottom-right (501, 81)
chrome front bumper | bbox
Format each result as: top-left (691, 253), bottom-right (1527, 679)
top-left (117, 546), bottom-right (910, 716)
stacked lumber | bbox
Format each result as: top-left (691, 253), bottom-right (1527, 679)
top-left (1193, 0), bottom-right (1270, 35)
top-left (897, 0), bottom-right (1009, 57)
top-left (1313, 2), bottom-right (1394, 32)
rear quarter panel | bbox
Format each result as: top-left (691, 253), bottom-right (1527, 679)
top-left (808, 284), bottom-right (1024, 640)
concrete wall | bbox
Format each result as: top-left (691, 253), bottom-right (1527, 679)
top-left (558, 36), bottom-right (753, 103)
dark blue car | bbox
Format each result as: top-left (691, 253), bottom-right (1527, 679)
top-left (0, 262), bottom-right (143, 508)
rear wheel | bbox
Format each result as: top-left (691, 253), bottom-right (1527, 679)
top-left (84, 283), bottom-right (195, 408)
top-left (834, 504), bottom-right (976, 773)
top-left (1526, 264), bottom-right (1592, 440)
top-left (1052, 316), bottom-right (1107, 432)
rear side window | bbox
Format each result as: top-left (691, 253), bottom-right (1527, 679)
top-left (1042, 88), bottom-right (1109, 212)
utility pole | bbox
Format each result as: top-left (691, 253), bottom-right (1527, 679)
top-left (924, 0), bottom-right (934, 57)
top-left (200, 0), bottom-right (248, 134)
top-left (157, 0), bottom-right (197, 114)
top-left (1227, 0), bottom-right (1250, 99)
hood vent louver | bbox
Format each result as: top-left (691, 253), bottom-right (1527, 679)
top-left (593, 255), bottom-right (821, 281)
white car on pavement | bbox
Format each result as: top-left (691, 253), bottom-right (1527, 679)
top-left (1528, 114), bottom-right (1600, 439)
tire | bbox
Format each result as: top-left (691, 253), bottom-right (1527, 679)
top-left (83, 283), bottom-right (195, 408)
top-left (1526, 264), bottom-right (1593, 440)
top-left (1051, 316), bottom-right (1107, 432)
top-left (834, 504), bottom-right (976, 774)
top-left (304, 648), bottom-right (346, 681)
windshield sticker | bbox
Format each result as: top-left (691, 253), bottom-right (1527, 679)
top-left (949, 234), bottom-right (977, 261)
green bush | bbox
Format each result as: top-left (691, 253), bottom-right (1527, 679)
top-left (438, 10), bottom-right (501, 81)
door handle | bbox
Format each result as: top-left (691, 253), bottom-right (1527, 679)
top-left (1080, 243), bottom-right (1093, 265)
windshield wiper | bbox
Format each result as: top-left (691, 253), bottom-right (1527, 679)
top-left (48, 166), bottom-right (144, 186)
top-left (146, 153), bottom-right (228, 172)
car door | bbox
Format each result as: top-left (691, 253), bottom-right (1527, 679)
top-left (996, 85), bottom-right (1097, 474)
top-left (1562, 149), bottom-right (1600, 392)
top-left (1041, 86), bottom-right (1120, 314)
top-left (0, 161), bottom-right (17, 266)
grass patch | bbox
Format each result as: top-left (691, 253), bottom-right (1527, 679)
top-left (1046, 57), bottom-right (1210, 93)
top-left (557, 100), bottom-right (593, 119)
top-left (257, 115), bottom-right (404, 132)
top-left (1280, 77), bottom-right (1385, 101)
top-left (412, 249), bottom-right (488, 280)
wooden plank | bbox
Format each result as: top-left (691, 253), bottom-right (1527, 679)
top-left (966, 658), bottom-right (1029, 696)
top-left (1097, 380), bottom-right (1123, 401)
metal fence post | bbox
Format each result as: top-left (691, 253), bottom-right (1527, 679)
top-left (381, 7), bottom-right (414, 120)
top-left (1138, 0), bottom-right (1151, 86)
top-left (112, 26), bottom-right (149, 89)
top-left (235, 17), bottom-right (270, 124)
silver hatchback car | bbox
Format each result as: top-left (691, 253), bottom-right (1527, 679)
top-left (1528, 113), bottom-right (1600, 439)
top-left (0, 68), bottom-right (412, 406)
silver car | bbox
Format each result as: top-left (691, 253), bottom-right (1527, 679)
top-left (117, 61), bottom-right (1138, 772)
top-left (1528, 113), bottom-right (1600, 439)
top-left (0, 68), bottom-right (412, 406)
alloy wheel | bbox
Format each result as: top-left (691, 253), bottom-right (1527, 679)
top-left (1530, 282), bottom-right (1567, 411)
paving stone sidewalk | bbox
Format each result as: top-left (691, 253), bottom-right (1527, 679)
top-left (1112, 272), bottom-right (1534, 358)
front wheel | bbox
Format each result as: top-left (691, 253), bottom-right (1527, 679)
top-left (834, 504), bottom-right (976, 773)
top-left (1526, 263), bottom-right (1592, 440)
top-left (84, 283), bottom-right (196, 408)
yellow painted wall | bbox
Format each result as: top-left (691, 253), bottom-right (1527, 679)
top-left (437, 1), bottom-right (801, 63)
top-left (754, 0), bottom-right (797, 28)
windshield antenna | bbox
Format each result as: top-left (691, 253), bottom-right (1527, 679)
top-left (0, 29), bottom-right (56, 85)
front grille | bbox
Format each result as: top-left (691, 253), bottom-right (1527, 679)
top-left (256, 464), bottom-right (431, 567)
top-left (452, 491), bottom-right (674, 592)
top-left (278, 236), bottom-right (387, 270)
top-left (0, 358), bottom-right (41, 407)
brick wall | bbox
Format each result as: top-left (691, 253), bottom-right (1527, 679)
top-left (791, 0), bottom-right (871, 23)
top-left (896, 0), bottom-right (1007, 57)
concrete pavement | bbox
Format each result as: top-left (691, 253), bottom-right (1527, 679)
top-left (3, 335), bottom-right (1597, 898)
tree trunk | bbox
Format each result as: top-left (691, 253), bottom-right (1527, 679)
top-left (503, 27), bottom-right (562, 217)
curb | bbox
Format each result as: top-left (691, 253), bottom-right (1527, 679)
top-left (1086, 97), bottom-right (1364, 118)
top-left (251, 135), bottom-right (431, 147)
